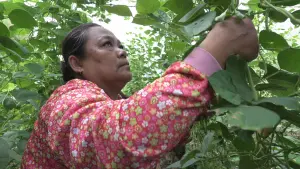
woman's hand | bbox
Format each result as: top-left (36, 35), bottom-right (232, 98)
top-left (199, 17), bottom-right (259, 68)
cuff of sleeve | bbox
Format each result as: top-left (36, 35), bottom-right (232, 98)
top-left (183, 47), bottom-right (222, 76)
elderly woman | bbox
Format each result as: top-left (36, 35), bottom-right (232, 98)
top-left (21, 17), bottom-right (258, 169)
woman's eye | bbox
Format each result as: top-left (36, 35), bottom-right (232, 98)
top-left (103, 42), bottom-right (113, 47)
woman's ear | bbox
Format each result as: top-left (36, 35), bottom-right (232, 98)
top-left (68, 55), bottom-right (84, 73)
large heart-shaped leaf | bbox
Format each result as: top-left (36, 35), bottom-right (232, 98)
top-left (103, 5), bottom-right (132, 16)
top-left (136, 0), bottom-right (160, 14)
top-left (184, 11), bottom-right (216, 36)
top-left (9, 9), bottom-right (37, 29)
top-left (269, 9), bottom-right (287, 22)
top-left (164, 0), bottom-right (193, 15)
top-left (278, 48), bottom-right (300, 73)
top-left (209, 70), bottom-right (242, 105)
top-left (227, 106), bottom-right (280, 130)
top-left (0, 138), bottom-right (10, 169)
top-left (0, 23), bottom-right (10, 37)
top-left (259, 30), bottom-right (289, 51)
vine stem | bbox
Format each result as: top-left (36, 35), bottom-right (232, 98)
top-left (262, 0), bottom-right (300, 24)
top-left (246, 64), bottom-right (259, 101)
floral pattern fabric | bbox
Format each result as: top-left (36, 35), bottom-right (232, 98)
top-left (21, 61), bottom-right (213, 169)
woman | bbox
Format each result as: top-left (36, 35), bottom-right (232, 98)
top-left (21, 17), bottom-right (259, 168)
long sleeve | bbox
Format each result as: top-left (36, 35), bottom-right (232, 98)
top-left (22, 47), bottom-right (222, 169)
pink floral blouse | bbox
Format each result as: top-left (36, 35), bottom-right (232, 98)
top-left (21, 48), bottom-right (222, 169)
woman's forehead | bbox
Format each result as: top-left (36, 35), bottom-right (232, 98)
top-left (87, 26), bottom-right (117, 41)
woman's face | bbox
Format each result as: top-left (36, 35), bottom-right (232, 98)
top-left (80, 26), bottom-right (132, 88)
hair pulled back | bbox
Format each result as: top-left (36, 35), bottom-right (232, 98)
top-left (61, 23), bottom-right (101, 82)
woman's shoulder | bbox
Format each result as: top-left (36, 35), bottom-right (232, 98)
top-left (48, 79), bottom-right (107, 103)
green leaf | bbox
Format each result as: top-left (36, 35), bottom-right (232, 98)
top-left (0, 22), bottom-right (10, 37)
top-left (227, 106), bottom-right (280, 130)
top-left (278, 48), bottom-right (300, 73)
top-left (226, 56), bottom-right (254, 102)
top-left (180, 149), bottom-right (201, 166)
top-left (258, 62), bottom-right (299, 96)
top-left (8, 150), bottom-right (22, 162)
top-left (164, 0), bottom-right (193, 15)
top-left (209, 70), bottom-right (242, 105)
top-left (276, 134), bottom-right (298, 148)
top-left (259, 30), bottom-right (289, 51)
top-left (182, 158), bottom-right (200, 167)
top-left (291, 10), bottom-right (300, 25)
top-left (184, 11), bottom-right (216, 36)
top-left (0, 44), bottom-right (23, 63)
top-left (17, 139), bottom-right (27, 154)
top-left (239, 155), bottom-right (257, 169)
top-left (247, 0), bottom-right (261, 11)
top-left (263, 104), bottom-right (300, 128)
top-left (255, 83), bottom-right (287, 91)
top-left (0, 36), bottom-right (29, 55)
top-left (178, 3), bottom-right (206, 23)
top-left (8, 9), bottom-right (37, 29)
top-left (271, 0), bottom-right (300, 6)
top-left (289, 160), bottom-right (300, 169)
top-left (167, 161), bottom-right (181, 168)
top-left (200, 131), bottom-right (215, 153)
top-left (12, 89), bottom-right (41, 102)
top-left (254, 97), bottom-right (300, 110)
top-left (132, 14), bottom-right (158, 25)
top-left (136, 0), bottom-right (160, 14)
top-left (24, 63), bottom-right (44, 75)
top-left (204, 0), bottom-right (231, 13)
top-left (0, 138), bottom-right (10, 169)
top-left (269, 9), bottom-right (287, 22)
top-left (1, 82), bottom-right (17, 92)
top-left (29, 39), bottom-right (49, 50)
top-left (233, 130), bottom-right (255, 152)
top-left (103, 5), bottom-right (132, 16)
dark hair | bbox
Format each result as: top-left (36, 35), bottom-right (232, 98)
top-left (61, 23), bottom-right (101, 82)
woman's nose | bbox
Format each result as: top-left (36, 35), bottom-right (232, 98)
top-left (118, 48), bottom-right (127, 58)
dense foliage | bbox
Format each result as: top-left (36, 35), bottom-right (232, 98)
top-left (0, 0), bottom-right (299, 168)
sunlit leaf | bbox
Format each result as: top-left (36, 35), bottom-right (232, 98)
top-left (103, 5), bottom-right (132, 16)
top-left (184, 11), bottom-right (216, 36)
top-left (227, 106), bottom-right (280, 130)
top-left (132, 14), bottom-right (158, 25)
top-left (8, 9), bottom-right (37, 29)
top-left (164, 0), bottom-right (193, 15)
top-left (278, 48), bottom-right (300, 73)
top-left (136, 0), bottom-right (160, 14)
